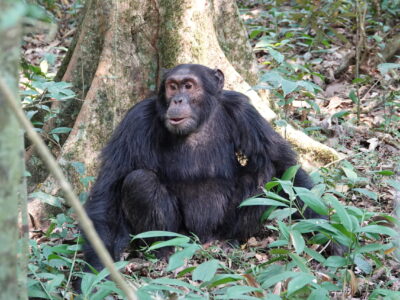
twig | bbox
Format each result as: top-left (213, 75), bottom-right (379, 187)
top-left (66, 237), bottom-right (80, 289)
top-left (323, 152), bottom-right (365, 169)
top-left (0, 77), bottom-right (137, 300)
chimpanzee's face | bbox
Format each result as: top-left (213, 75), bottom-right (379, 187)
top-left (163, 67), bottom-right (204, 135)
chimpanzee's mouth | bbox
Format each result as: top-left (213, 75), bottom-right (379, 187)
top-left (169, 118), bottom-right (186, 125)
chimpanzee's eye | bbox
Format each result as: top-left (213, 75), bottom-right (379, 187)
top-left (169, 83), bottom-right (178, 90)
top-left (185, 83), bottom-right (192, 89)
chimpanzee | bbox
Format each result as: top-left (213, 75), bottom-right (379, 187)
top-left (83, 64), bottom-right (321, 271)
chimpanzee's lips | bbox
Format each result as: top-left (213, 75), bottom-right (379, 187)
top-left (169, 117), bottom-right (186, 125)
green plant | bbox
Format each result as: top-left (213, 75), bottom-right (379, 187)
top-left (239, 165), bottom-right (399, 297)
top-left (21, 57), bottom-right (75, 147)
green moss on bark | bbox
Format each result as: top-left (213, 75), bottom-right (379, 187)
top-left (159, 0), bottom-right (185, 68)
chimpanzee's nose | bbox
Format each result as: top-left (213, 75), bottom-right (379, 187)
top-left (173, 97), bottom-right (183, 104)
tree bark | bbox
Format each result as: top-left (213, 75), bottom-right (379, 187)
top-left (30, 0), bottom-right (342, 227)
top-left (0, 1), bottom-right (27, 299)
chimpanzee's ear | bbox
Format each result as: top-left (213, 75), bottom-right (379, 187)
top-left (214, 69), bottom-right (224, 91)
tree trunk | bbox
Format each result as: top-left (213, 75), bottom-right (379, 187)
top-left (30, 0), bottom-right (342, 227)
top-left (0, 1), bottom-right (27, 299)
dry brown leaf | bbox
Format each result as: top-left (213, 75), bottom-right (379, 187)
top-left (347, 269), bottom-right (358, 296)
top-left (272, 281), bottom-right (283, 295)
top-left (243, 273), bottom-right (264, 298)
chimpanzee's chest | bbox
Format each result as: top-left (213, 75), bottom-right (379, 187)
top-left (159, 136), bottom-right (238, 183)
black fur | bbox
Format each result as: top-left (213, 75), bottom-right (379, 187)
top-left (83, 64), bottom-right (317, 270)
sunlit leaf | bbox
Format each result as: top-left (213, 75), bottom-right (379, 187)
top-left (287, 273), bottom-right (315, 296)
top-left (281, 78), bottom-right (298, 96)
top-left (290, 229), bottom-right (305, 254)
top-left (353, 188), bottom-right (378, 201)
top-left (192, 259), bottom-right (219, 282)
top-left (240, 197), bottom-right (288, 207)
top-left (29, 191), bottom-right (63, 208)
top-left (324, 256), bottom-right (347, 268)
top-left (356, 225), bottom-right (398, 237)
top-left (323, 193), bottom-right (353, 232)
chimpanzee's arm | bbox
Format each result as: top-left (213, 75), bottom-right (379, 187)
top-left (83, 98), bottom-right (159, 270)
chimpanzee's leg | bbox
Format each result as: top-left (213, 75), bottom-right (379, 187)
top-left (121, 169), bottom-right (182, 237)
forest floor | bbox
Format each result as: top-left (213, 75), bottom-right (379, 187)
top-left (22, 1), bottom-right (399, 299)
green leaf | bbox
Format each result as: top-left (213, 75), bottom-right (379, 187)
top-left (311, 184), bottom-right (326, 198)
top-left (356, 225), bottom-right (398, 237)
top-left (370, 289), bottom-right (400, 299)
top-left (374, 170), bottom-right (394, 176)
top-left (177, 266), bottom-right (196, 277)
top-left (341, 166), bottom-right (357, 180)
top-left (278, 221), bottom-right (290, 240)
top-left (324, 256), bottom-right (347, 268)
top-left (148, 236), bottom-right (190, 251)
top-left (27, 286), bottom-right (48, 299)
top-left (26, 110), bottom-right (38, 120)
top-left (294, 187), bottom-right (329, 215)
top-left (298, 80), bottom-right (322, 93)
top-left (192, 259), bottom-right (219, 282)
top-left (261, 71), bottom-right (283, 85)
top-left (70, 161), bottom-right (85, 175)
top-left (354, 254), bottom-right (372, 274)
top-left (281, 165), bottom-right (300, 181)
top-left (268, 208), bottom-right (297, 221)
top-left (303, 247), bottom-right (326, 263)
top-left (349, 90), bottom-right (358, 103)
top-left (152, 278), bottom-right (202, 292)
top-left (278, 180), bottom-right (296, 200)
top-left (52, 134), bottom-right (60, 144)
top-left (352, 77), bottom-right (365, 84)
top-left (308, 287), bottom-right (329, 300)
top-left (260, 205), bottom-right (277, 222)
top-left (261, 271), bottom-right (297, 288)
top-left (290, 229), bottom-right (305, 254)
top-left (91, 282), bottom-right (122, 300)
top-left (29, 191), bottom-right (63, 208)
top-left (268, 48), bottom-right (284, 64)
top-left (255, 39), bottom-right (273, 49)
top-left (287, 273), bottom-right (315, 296)
top-left (332, 110), bottom-right (349, 120)
top-left (81, 273), bottom-right (97, 295)
top-left (323, 194), bottom-right (353, 232)
top-left (139, 284), bottom-right (183, 295)
top-left (167, 244), bottom-right (200, 271)
top-left (386, 179), bottom-right (400, 191)
top-left (274, 119), bottom-right (288, 127)
top-left (50, 127), bottom-right (72, 134)
top-left (270, 248), bottom-right (290, 255)
top-left (225, 285), bottom-right (263, 298)
top-left (240, 197), bottom-right (288, 207)
top-left (207, 274), bottom-right (244, 288)
top-left (249, 28), bottom-right (264, 39)
top-left (94, 261), bottom-right (127, 286)
top-left (377, 63), bottom-right (400, 75)
top-left (289, 253), bottom-right (309, 272)
top-left (262, 191), bottom-right (291, 203)
top-left (132, 231), bottom-right (187, 240)
top-left (353, 188), bottom-right (378, 201)
top-left (281, 79), bottom-right (298, 96)
top-left (264, 181), bottom-right (280, 191)
top-left (80, 176), bottom-right (95, 188)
